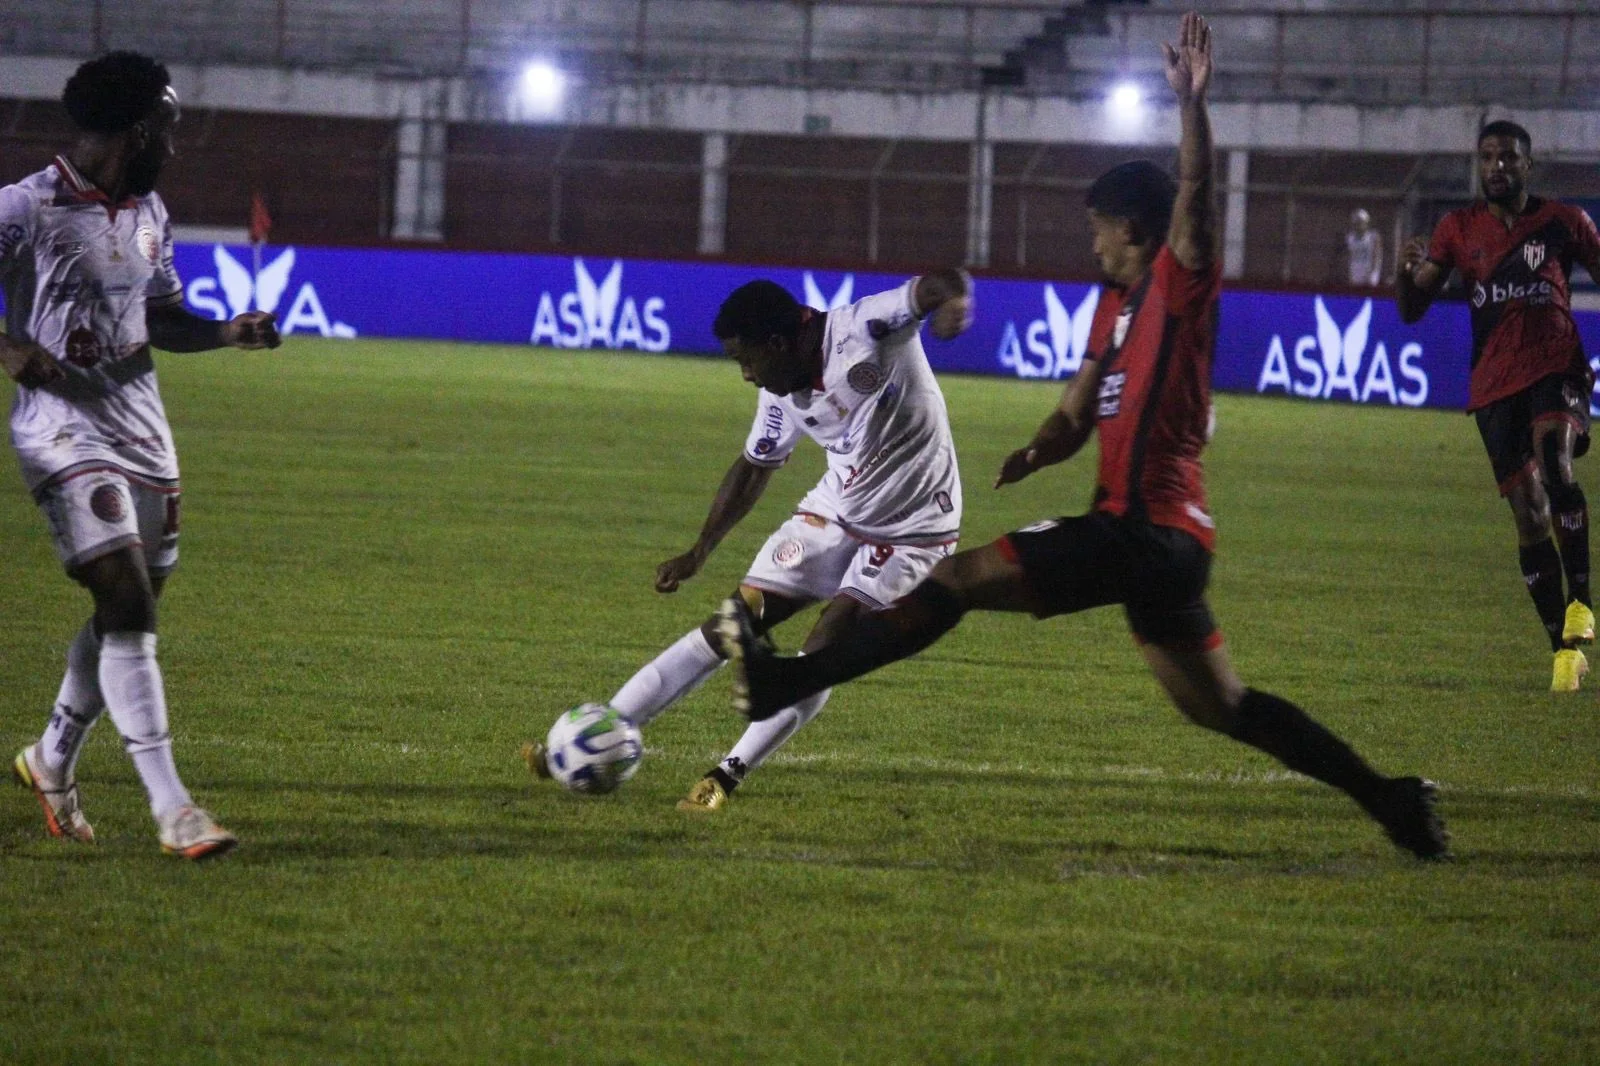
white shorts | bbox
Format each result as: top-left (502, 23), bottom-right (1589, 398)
top-left (743, 512), bottom-right (956, 610)
top-left (35, 463), bottom-right (181, 576)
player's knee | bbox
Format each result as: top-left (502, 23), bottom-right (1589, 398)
top-left (1539, 431), bottom-right (1571, 487)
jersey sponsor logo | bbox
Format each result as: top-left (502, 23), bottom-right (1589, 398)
top-left (997, 284), bottom-right (1100, 379)
top-left (1097, 371), bottom-right (1127, 419)
top-left (772, 538), bottom-right (805, 569)
top-left (530, 258), bottom-right (670, 351)
top-left (1525, 241), bottom-right (1546, 272)
top-left (0, 222), bottom-right (23, 259)
top-left (1256, 297), bottom-right (1429, 407)
top-left (1470, 278), bottom-right (1554, 310)
top-left (753, 404), bottom-right (786, 457)
top-left (186, 246), bottom-right (357, 337)
top-left (89, 483), bottom-right (127, 523)
top-left (846, 361), bottom-right (884, 394)
top-left (803, 272), bottom-right (854, 311)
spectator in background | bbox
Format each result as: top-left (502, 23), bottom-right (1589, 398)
top-left (1344, 208), bottom-right (1384, 287)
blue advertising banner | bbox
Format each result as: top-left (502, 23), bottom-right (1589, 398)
top-left (9, 239), bottom-right (1600, 414)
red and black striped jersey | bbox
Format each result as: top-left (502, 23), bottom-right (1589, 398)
top-left (1428, 197), bottom-right (1600, 411)
top-left (1085, 246), bottom-right (1220, 551)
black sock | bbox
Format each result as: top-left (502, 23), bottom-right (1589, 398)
top-left (758, 580), bottom-right (967, 708)
top-left (1229, 688), bottom-right (1386, 806)
top-left (1547, 481), bottom-right (1591, 608)
top-left (1519, 539), bottom-right (1569, 651)
top-left (707, 764), bottom-right (742, 794)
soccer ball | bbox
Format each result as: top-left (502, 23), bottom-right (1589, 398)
top-left (544, 703), bottom-right (643, 794)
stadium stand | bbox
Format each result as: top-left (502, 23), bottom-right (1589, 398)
top-left (0, 1), bottom-right (1594, 285)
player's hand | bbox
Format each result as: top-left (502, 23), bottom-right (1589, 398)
top-left (929, 294), bottom-right (973, 341)
top-left (0, 339), bottom-right (64, 389)
top-left (654, 548), bottom-right (707, 593)
top-left (994, 447), bottom-right (1038, 488)
top-left (223, 311), bottom-right (281, 350)
top-left (1162, 11), bottom-right (1212, 102)
top-left (1399, 237), bottom-right (1429, 278)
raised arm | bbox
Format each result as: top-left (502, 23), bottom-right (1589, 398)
top-left (654, 455), bottom-right (776, 592)
top-left (994, 359), bottom-right (1106, 488)
top-left (1163, 11), bottom-right (1217, 271)
top-left (912, 268), bottom-right (974, 340)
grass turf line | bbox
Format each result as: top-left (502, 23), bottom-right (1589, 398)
top-left (1, 338), bottom-right (1596, 1064)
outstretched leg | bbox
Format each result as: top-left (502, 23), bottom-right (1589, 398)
top-left (724, 542), bottom-right (1033, 720)
top-left (1139, 639), bottom-right (1448, 859)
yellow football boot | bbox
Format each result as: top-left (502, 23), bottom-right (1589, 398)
top-left (676, 776), bottom-right (728, 813)
top-left (1562, 601), bottom-right (1595, 646)
top-left (1551, 648), bottom-right (1589, 692)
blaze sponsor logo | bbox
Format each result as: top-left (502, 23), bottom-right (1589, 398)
top-left (1471, 278), bottom-right (1554, 310)
top-left (1256, 298), bottom-right (1429, 407)
top-left (187, 246), bottom-right (357, 337)
top-left (998, 284), bottom-right (1100, 379)
top-left (530, 259), bottom-right (670, 351)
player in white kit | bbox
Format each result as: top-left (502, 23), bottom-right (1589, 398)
top-left (3, 53), bottom-right (279, 859)
top-left (525, 272), bottom-right (972, 810)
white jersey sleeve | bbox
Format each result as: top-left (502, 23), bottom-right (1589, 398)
top-left (0, 181), bottom-right (36, 283)
top-left (145, 198), bottom-right (182, 307)
top-left (742, 390), bottom-right (803, 468)
top-left (845, 278), bottom-right (922, 348)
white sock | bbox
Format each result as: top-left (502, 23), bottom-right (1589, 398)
top-left (722, 687), bottom-right (832, 779)
top-left (610, 628), bottom-right (724, 727)
top-left (38, 619), bottom-right (106, 778)
top-left (99, 631), bottom-right (192, 820)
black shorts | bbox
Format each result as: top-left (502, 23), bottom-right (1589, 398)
top-left (997, 511), bottom-right (1219, 648)
top-left (1475, 373), bottom-right (1592, 494)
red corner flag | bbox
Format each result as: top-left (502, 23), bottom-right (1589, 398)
top-left (248, 191), bottom-right (272, 245)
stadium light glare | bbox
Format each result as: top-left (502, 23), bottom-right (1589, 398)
top-left (518, 61), bottom-right (566, 116)
top-left (1108, 82), bottom-right (1144, 118)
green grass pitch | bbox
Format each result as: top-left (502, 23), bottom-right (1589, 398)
top-left (2, 339), bottom-right (1596, 1064)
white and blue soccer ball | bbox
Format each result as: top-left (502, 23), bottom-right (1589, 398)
top-left (545, 703), bottom-right (643, 794)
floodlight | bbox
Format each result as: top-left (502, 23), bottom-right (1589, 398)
top-left (518, 61), bottom-right (566, 116)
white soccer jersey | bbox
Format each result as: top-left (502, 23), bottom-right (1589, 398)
top-left (742, 279), bottom-right (962, 544)
top-left (1, 157), bottom-right (185, 491)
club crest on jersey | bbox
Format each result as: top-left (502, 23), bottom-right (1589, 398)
top-left (847, 361), bottom-right (884, 394)
top-left (135, 225), bottom-right (160, 265)
top-left (1524, 241), bottom-right (1546, 272)
top-left (89, 484), bottom-right (127, 523)
top-left (1113, 308), bottom-right (1134, 349)
top-left (772, 539), bottom-right (805, 569)
top-left (64, 327), bottom-right (101, 369)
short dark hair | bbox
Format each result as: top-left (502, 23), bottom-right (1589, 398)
top-left (713, 281), bottom-right (804, 345)
top-left (1085, 160), bottom-right (1176, 246)
top-left (63, 52), bottom-right (171, 135)
top-left (1479, 120), bottom-right (1532, 155)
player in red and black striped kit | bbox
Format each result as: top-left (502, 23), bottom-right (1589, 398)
top-left (1398, 120), bottom-right (1600, 692)
top-left (713, 12), bottom-right (1447, 860)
